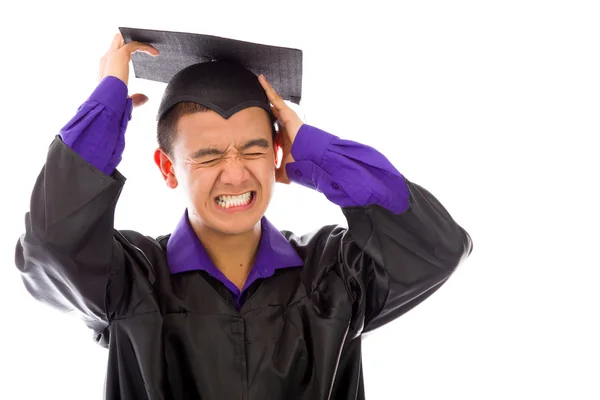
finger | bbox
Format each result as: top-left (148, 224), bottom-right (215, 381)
top-left (272, 104), bottom-right (299, 132)
top-left (130, 93), bottom-right (149, 108)
top-left (259, 74), bottom-right (283, 105)
top-left (100, 34), bottom-right (122, 77)
top-left (270, 104), bottom-right (280, 120)
top-left (123, 41), bottom-right (160, 56)
top-left (109, 33), bottom-right (122, 51)
top-left (258, 74), bottom-right (287, 111)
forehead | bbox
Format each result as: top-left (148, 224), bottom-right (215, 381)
top-left (175, 107), bottom-right (272, 148)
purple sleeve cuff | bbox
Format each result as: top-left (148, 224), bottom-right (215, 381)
top-left (88, 76), bottom-right (130, 119)
top-left (286, 124), bottom-right (410, 214)
top-left (290, 124), bottom-right (334, 164)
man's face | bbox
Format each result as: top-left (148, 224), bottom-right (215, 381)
top-left (158, 107), bottom-right (277, 236)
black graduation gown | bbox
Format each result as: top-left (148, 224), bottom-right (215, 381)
top-left (15, 137), bottom-right (473, 399)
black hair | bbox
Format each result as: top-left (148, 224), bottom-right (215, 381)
top-left (157, 102), bottom-right (277, 156)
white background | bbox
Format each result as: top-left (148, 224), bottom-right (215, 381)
top-left (1, 1), bottom-right (599, 399)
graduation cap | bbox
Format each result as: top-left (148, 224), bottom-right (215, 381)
top-left (118, 27), bottom-right (303, 121)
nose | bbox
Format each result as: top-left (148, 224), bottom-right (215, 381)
top-left (218, 157), bottom-right (250, 187)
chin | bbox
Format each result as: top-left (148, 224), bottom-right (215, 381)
top-left (217, 212), bottom-right (261, 233)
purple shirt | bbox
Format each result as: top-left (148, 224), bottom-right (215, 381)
top-left (61, 76), bottom-right (133, 175)
top-left (59, 76), bottom-right (410, 308)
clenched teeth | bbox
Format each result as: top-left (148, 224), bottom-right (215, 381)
top-left (215, 191), bottom-right (254, 208)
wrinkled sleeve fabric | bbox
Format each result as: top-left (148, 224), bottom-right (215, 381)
top-left (285, 124), bottom-right (410, 214)
top-left (15, 105), bottom-right (130, 336)
top-left (286, 124), bottom-right (473, 334)
top-left (59, 76), bottom-right (133, 176)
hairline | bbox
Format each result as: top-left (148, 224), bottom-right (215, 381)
top-left (158, 102), bottom-right (276, 157)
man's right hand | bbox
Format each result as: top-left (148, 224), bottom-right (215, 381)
top-left (99, 33), bottom-right (159, 108)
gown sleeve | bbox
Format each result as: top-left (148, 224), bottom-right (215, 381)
top-left (14, 80), bottom-right (132, 336)
top-left (285, 124), bottom-right (473, 334)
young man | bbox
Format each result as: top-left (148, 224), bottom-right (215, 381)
top-left (15, 31), bottom-right (473, 399)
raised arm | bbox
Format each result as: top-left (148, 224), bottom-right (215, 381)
top-left (259, 75), bottom-right (473, 335)
top-left (14, 35), bottom-right (158, 337)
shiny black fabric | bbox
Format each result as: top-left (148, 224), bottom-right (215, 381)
top-left (15, 137), bottom-right (473, 399)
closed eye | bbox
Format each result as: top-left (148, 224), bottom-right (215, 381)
top-left (197, 152), bottom-right (265, 165)
top-left (200, 158), bottom-right (220, 165)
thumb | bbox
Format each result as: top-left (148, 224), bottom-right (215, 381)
top-left (130, 93), bottom-right (149, 108)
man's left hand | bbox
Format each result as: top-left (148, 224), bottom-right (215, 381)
top-left (258, 74), bottom-right (304, 184)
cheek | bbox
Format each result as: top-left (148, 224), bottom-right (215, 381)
top-left (251, 158), bottom-right (276, 182)
top-left (177, 166), bottom-right (214, 199)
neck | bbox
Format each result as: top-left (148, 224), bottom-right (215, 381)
top-left (189, 214), bottom-right (262, 290)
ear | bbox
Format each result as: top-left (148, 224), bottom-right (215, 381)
top-left (273, 133), bottom-right (281, 168)
top-left (154, 148), bottom-right (178, 189)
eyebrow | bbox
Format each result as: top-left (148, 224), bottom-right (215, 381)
top-left (190, 138), bottom-right (271, 159)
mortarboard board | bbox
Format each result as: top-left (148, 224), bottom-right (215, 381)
top-left (118, 27), bottom-right (303, 121)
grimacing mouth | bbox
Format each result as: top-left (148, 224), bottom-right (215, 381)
top-left (214, 191), bottom-right (256, 205)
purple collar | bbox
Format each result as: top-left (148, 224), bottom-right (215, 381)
top-left (166, 209), bottom-right (304, 296)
